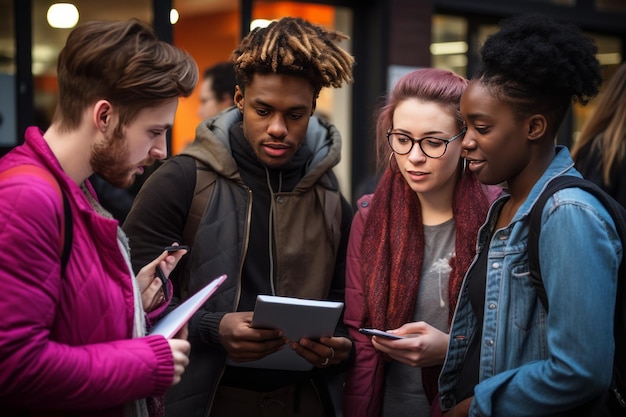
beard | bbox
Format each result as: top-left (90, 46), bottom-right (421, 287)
top-left (90, 132), bottom-right (140, 189)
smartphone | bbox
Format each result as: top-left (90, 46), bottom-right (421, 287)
top-left (164, 245), bottom-right (190, 252)
top-left (358, 328), bottom-right (406, 340)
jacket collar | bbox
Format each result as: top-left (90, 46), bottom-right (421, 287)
top-left (514, 145), bottom-right (580, 222)
top-left (179, 107), bottom-right (342, 191)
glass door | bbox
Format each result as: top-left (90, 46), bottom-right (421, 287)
top-left (0, 0), bottom-right (16, 149)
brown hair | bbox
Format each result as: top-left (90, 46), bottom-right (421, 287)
top-left (571, 63), bottom-right (626, 186)
top-left (231, 17), bottom-right (354, 97)
top-left (52, 19), bottom-right (198, 136)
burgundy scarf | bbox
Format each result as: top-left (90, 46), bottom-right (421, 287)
top-left (361, 164), bottom-right (496, 402)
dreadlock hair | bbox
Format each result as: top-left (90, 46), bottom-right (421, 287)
top-left (475, 14), bottom-right (601, 138)
top-left (231, 17), bottom-right (354, 98)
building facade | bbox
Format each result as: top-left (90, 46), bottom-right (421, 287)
top-left (1, 0), bottom-right (624, 203)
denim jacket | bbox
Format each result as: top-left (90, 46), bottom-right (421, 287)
top-left (439, 146), bottom-right (621, 417)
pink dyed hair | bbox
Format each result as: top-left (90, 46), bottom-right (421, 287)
top-left (374, 68), bottom-right (468, 171)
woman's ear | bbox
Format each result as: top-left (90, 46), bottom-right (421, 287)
top-left (527, 114), bottom-right (548, 141)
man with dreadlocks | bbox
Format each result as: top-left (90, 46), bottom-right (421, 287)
top-left (123, 17), bottom-right (356, 417)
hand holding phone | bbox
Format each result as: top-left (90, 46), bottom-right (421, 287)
top-left (358, 328), bottom-right (406, 340)
top-left (164, 245), bottom-right (190, 252)
top-left (158, 245), bottom-right (190, 299)
top-left (156, 266), bottom-right (169, 299)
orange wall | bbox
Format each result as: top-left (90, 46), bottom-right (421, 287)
top-left (172, 10), bottom-right (240, 154)
top-left (253, 3), bottom-right (333, 26)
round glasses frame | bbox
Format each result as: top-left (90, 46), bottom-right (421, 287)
top-left (386, 127), bottom-right (467, 158)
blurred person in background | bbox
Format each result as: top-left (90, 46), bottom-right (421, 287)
top-left (571, 62), bottom-right (626, 207)
top-left (197, 61), bottom-right (236, 120)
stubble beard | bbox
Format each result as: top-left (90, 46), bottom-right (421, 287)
top-left (90, 132), bottom-right (137, 189)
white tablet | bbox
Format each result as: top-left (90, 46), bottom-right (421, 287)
top-left (149, 274), bottom-right (227, 338)
top-left (229, 295), bottom-right (344, 371)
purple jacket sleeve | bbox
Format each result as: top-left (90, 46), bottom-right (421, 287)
top-left (0, 176), bottom-right (174, 411)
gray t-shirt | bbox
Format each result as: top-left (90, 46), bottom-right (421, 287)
top-left (382, 218), bottom-right (455, 417)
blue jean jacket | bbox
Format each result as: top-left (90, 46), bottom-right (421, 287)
top-left (439, 146), bottom-right (621, 417)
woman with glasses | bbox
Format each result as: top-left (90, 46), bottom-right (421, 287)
top-left (343, 68), bottom-right (502, 417)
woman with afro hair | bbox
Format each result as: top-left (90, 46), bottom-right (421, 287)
top-left (438, 14), bottom-right (620, 417)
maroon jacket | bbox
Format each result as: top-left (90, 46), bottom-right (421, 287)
top-left (344, 183), bottom-right (501, 417)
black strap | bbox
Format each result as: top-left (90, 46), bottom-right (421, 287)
top-left (528, 175), bottom-right (626, 311)
top-left (182, 160), bottom-right (216, 249)
top-left (60, 190), bottom-right (73, 276)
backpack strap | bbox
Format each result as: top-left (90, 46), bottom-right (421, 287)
top-left (527, 175), bottom-right (626, 412)
top-left (314, 184), bottom-right (342, 251)
top-left (0, 165), bottom-right (73, 275)
top-left (528, 175), bottom-right (626, 310)
top-left (60, 190), bottom-right (72, 276)
top-left (182, 159), bottom-right (217, 247)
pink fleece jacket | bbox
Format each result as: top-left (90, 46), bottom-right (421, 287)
top-left (0, 127), bottom-right (173, 416)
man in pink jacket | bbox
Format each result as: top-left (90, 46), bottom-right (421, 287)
top-left (0, 20), bottom-right (198, 417)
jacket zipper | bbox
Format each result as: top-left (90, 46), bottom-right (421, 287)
top-left (233, 186), bottom-right (252, 314)
top-left (206, 185), bottom-right (253, 415)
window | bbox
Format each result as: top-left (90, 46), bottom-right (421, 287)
top-left (431, 15), bottom-right (468, 76)
top-left (32, 0), bottom-right (152, 129)
top-left (0, 0), bottom-right (16, 146)
top-left (596, 0), bottom-right (626, 12)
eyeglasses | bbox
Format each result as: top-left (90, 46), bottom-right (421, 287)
top-left (387, 127), bottom-right (466, 158)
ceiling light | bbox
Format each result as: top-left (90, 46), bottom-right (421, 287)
top-left (430, 41), bottom-right (468, 56)
top-left (47, 3), bottom-right (79, 29)
top-left (170, 9), bottom-right (179, 25)
top-left (250, 19), bottom-right (273, 31)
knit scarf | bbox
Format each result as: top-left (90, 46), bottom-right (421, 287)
top-left (360, 164), bottom-right (495, 402)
